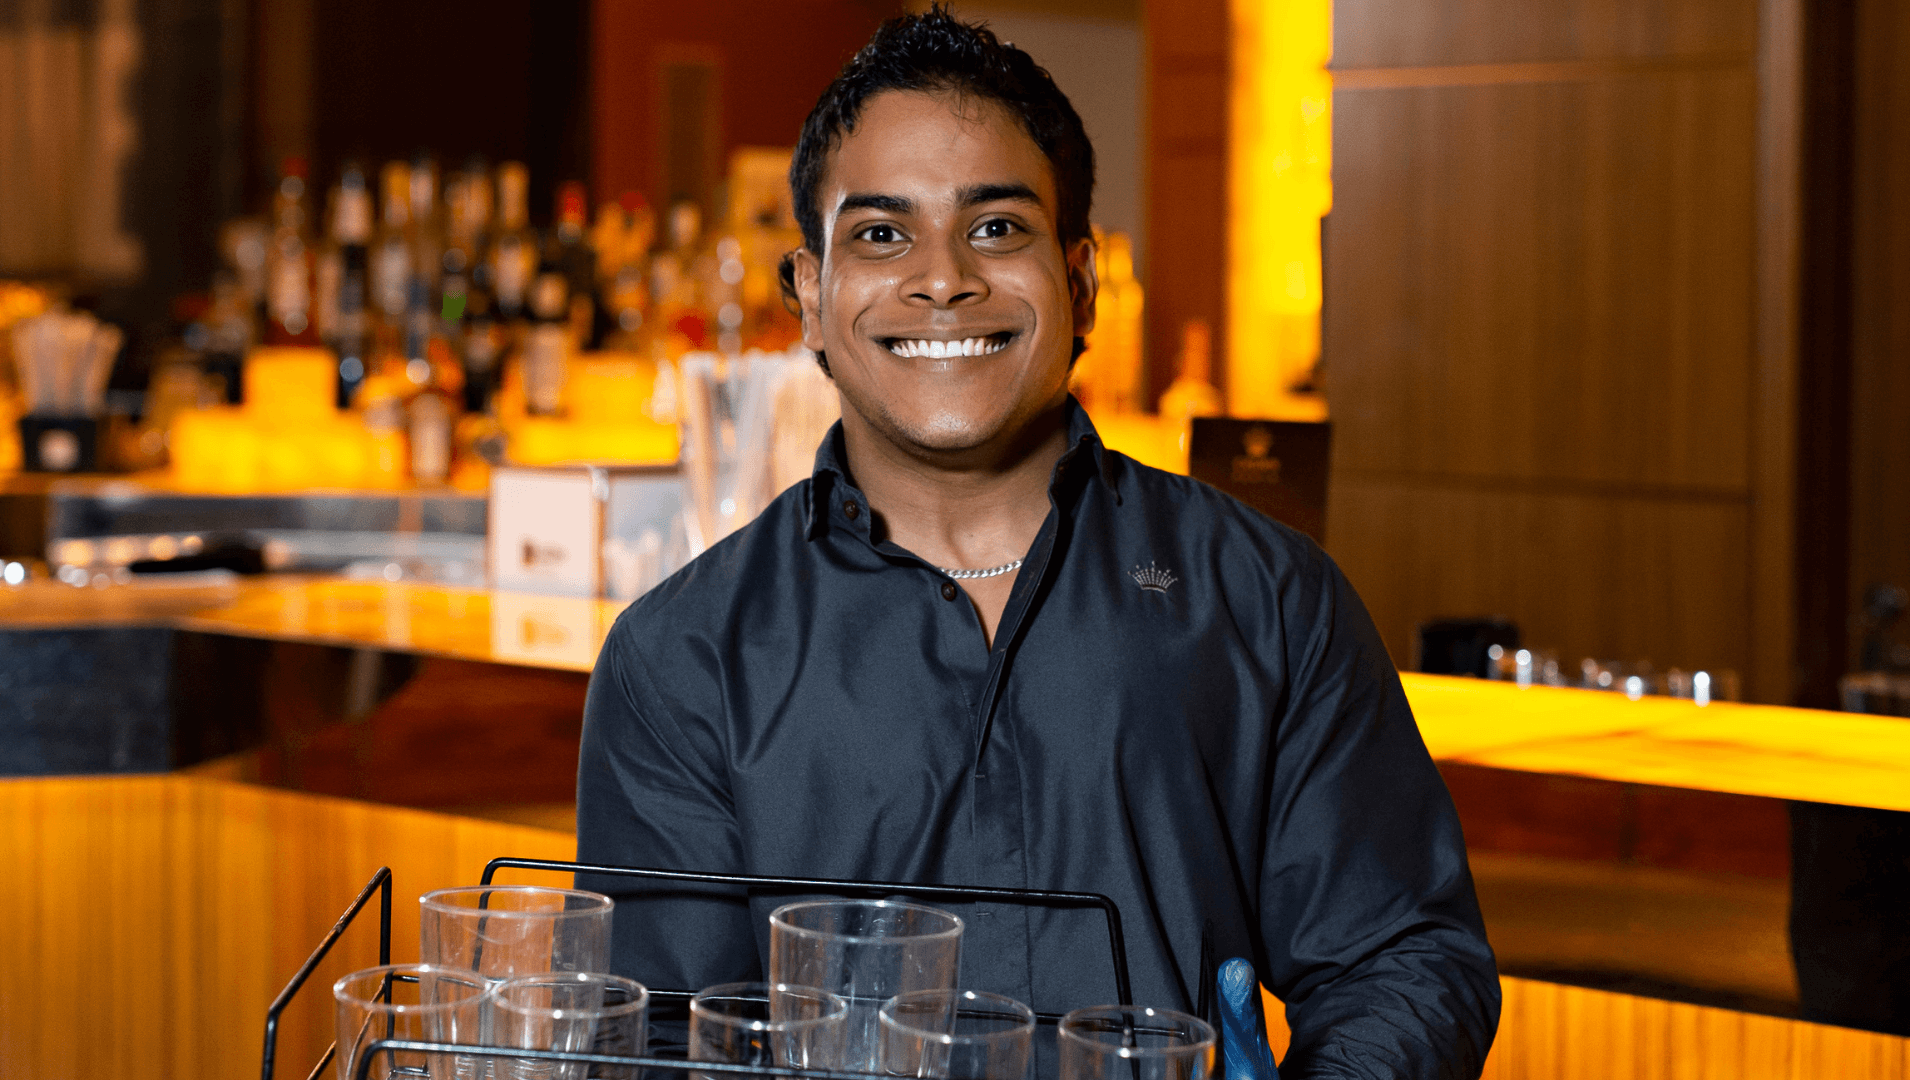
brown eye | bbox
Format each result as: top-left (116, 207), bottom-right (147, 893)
top-left (858, 224), bottom-right (901, 244)
top-left (974, 218), bottom-right (1017, 239)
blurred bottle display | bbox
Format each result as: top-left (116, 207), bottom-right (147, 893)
top-left (138, 150), bottom-right (837, 493)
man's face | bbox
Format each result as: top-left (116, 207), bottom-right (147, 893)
top-left (794, 90), bottom-right (1096, 460)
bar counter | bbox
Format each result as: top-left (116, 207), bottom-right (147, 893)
top-left (5, 575), bottom-right (1908, 812)
top-left (2, 774), bottom-right (1906, 1079)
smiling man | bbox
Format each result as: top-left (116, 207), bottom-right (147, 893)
top-left (576, 9), bottom-right (1499, 1078)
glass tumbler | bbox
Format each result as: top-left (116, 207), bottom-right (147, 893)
top-left (421, 885), bottom-right (614, 981)
top-left (690, 982), bottom-right (849, 1080)
top-left (494, 972), bottom-right (649, 1080)
top-left (1057, 1006), bottom-right (1215, 1080)
top-left (335, 964), bottom-right (493, 1080)
top-left (878, 989), bottom-right (1035, 1080)
top-left (768, 900), bottom-right (963, 1072)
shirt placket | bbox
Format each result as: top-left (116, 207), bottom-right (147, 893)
top-left (962, 449), bottom-right (1083, 1015)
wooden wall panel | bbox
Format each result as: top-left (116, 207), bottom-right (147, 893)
top-left (1143, 0), bottom-right (1230, 406)
top-left (591, 1), bottom-right (896, 216)
top-left (1330, 0), bottom-right (1754, 69)
top-left (1849, 0), bottom-right (1910, 638)
top-left (1329, 481), bottom-right (1752, 674)
top-left (1324, 0), bottom-right (1793, 699)
top-left (1330, 73), bottom-right (1756, 487)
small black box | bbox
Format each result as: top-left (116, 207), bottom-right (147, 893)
top-left (1188, 417), bottom-right (1332, 544)
top-left (18, 415), bottom-right (101, 473)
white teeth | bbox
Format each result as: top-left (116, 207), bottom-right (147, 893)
top-left (886, 336), bottom-right (1008, 358)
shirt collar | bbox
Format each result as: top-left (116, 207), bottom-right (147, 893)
top-left (802, 395), bottom-right (1115, 541)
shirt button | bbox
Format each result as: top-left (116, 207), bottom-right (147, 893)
top-left (941, 581), bottom-right (958, 601)
top-left (843, 501), bottom-right (860, 520)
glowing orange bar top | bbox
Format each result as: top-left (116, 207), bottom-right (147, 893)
top-left (1404, 672), bottom-right (1910, 813)
top-left (6, 577), bottom-right (1909, 811)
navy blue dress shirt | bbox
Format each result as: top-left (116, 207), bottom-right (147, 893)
top-left (575, 399), bottom-right (1499, 1078)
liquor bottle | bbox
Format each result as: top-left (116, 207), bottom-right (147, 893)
top-left (400, 155), bottom-right (445, 384)
top-left (221, 216), bottom-right (270, 355)
top-left (651, 200), bottom-right (710, 353)
top-left (408, 388), bottom-right (454, 485)
top-left (1078, 229), bottom-right (1146, 414)
top-left (371, 162), bottom-right (413, 353)
top-left (323, 163), bottom-right (374, 405)
top-left (447, 158), bottom-right (493, 325)
top-left (1158, 319), bottom-right (1225, 423)
top-left (264, 157), bottom-right (320, 346)
top-left (552, 181), bottom-right (597, 349)
top-left (490, 162), bottom-right (536, 331)
top-left (451, 159), bottom-right (502, 412)
top-left (407, 153), bottom-right (444, 308)
top-left (594, 191), bottom-right (654, 352)
top-left (711, 235), bottom-right (747, 355)
top-left (525, 206), bottom-right (573, 416)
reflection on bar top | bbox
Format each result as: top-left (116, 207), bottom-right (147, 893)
top-left (4, 576), bottom-right (1909, 812)
top-left (0, 575), bottom-right (625, 674)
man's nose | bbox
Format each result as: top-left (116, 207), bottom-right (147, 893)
top-left (904, 232), bottom-right (988, 307)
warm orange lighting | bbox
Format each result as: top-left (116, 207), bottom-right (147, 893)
top-left (1228, 0), bottom-right (1332, 420)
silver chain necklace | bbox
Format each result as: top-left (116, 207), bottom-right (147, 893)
top-left (938, 559), bottom-right (1024, 580)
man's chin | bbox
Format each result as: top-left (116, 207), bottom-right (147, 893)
top-left (884, 410), bottom-right (1006, 456)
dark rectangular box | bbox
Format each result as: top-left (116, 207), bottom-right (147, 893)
top-left (1188, 417), bottom-right (1332, 544)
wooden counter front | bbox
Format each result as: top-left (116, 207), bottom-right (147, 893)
top-left (0, 774), bottom-right (574, 1078)
top-left (2, 775), bottom-right (1906, 1079)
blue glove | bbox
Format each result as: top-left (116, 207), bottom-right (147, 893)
top-left (1218, 957), bottom-right (1281, 1080)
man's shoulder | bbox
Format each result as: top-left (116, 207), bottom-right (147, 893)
top-left (606, 480), bottom-right (812, 647)
top-left (1102, 447), bottom-right (1325, 574)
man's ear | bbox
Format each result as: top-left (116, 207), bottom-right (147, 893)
top-left (1067, 235), bottom-right (1099, 338)
top-left (793, 248), bottom-right (826, 353)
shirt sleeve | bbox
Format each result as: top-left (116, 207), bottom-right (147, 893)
top-left (1260, 548), bottom-right (1501, 1079)
top-left (574, 613), bottom-right (762, 1038)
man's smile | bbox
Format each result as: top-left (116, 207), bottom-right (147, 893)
top-left (877, 331), bottom-right (1016, 359)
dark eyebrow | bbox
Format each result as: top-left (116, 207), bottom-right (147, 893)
top-left (959, 182), bottom-right (1043, 209)
top-left (837, 192), bottom-right (914, 216)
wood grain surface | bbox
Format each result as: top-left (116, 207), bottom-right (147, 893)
top-left (0, 774), bottom-right (573, 1080)
top-left (1850, 0), bottom-right (1910, 653)
top-left (2, 775), bottom-right (1904, 1079)
top-left (1323, 0), bottom-right (1798, 703)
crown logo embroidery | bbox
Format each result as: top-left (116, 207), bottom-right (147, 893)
top-left (1130, 561), bottom-right (1178, 594)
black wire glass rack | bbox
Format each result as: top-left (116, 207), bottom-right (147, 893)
top-left (261, 855), bottom-right (1224, 1080)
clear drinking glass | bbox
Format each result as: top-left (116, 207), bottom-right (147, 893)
top-left (493, 972), bottom-right (649, 1080)
top-left (335, 964), bottom-right (493, 1080)
top-left (768, 900), bottom-right (964, 1072)
top-left (689, 981), bottom-right (849, 1080)
top-left (1057, 1006), bottom-right (1215, 1080)
top-left (421, 885), bottom-right (614, 981)
top-left (878, 989), bottom-right (1035, 1080)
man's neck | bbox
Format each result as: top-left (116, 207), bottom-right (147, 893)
top-left (840, 402), bottom-right (1072, 572)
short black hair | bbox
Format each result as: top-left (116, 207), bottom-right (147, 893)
top-left (779, 4), bottom-right (1096, 371)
